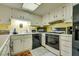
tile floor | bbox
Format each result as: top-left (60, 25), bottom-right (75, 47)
top-left (30, 46), bottom-right (56, 56)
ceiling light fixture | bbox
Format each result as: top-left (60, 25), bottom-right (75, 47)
top-left (22, 3), bottom-right (41, 11)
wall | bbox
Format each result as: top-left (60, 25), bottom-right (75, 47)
top-left (0, 24), bottom-right (10, 30)
top-left (10, 19), bottom-right (31, 34)
top-left (0, 5), bottom-right (42, 30)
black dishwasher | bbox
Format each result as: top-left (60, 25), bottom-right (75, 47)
top-left (32, 34), bottom-right (41, 49)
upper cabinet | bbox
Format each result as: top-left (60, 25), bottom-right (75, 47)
top-left (42, 14), bottom-right (50, 25)
top-left (63, 4), bottom-right (73, 22)
top-left (49, 10), bottom-right (55, 22)
top-left (11, 9), bottom-right (28, 20)
top-left (42, 3), bottom-right (73, 25)
top-left (54, 6), bottom-right (64, 21)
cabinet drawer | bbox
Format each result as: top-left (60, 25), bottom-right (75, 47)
top-left (60, 36), bottom-right (72, 42)
top-left (60, 40), bottom-right (72, 47)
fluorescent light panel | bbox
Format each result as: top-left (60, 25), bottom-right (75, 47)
top-left (22, 3), bottom-right (41, 11)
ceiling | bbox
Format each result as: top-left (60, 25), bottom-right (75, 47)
top-left (0, 3), bottom-right (65, 16)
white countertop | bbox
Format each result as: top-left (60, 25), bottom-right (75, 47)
top-left (10, 32), bottom-right (42, 35)
top-left (9, 32), bottom-right (72, 37)
top-left (41, 32), bottom-right (72, 36)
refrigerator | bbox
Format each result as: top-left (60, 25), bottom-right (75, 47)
top-left (73, 4), bottom-right (79, 56)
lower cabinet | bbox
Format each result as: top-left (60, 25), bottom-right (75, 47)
top-left (60, 35), bottom-right (72, 56)
top-left (10, 35), bottom-right (32, 55)
top-left (12, 39), bottom-right (23, 54)
top-left (23, 35), bottom-right (32, 51)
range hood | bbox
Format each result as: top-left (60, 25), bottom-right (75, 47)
top-left (49, 19), bottom-right (64, 24)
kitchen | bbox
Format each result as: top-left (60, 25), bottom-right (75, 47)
top-left (0, 3), bottom-right (77, 56)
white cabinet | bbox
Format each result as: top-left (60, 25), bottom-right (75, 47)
top-left (54, 6), bottom-right (64, 21)
top-left (42, 14), bottom-right (50, 25)
top-left (11, 35), bottom-right (32, 55)
top-left (10, 36), bottom-right (23, 54)
top-left (42, 6), bottom-right (65, 24)
top-left (42, 4), bottom-right (73, 25)
top-left (49, 10), bottom-right (55, 22)
top-left (64, 4), bottom-right (73, 22)
top-left (58, 6), bottom-right (64, 20)
top-left (22, 35), bottom-right (32, 51)
top-left (60, 35), bottom-right (72, 56)
top-left (12, 9), bottom-right (24, 19)
top-left (13, 39), bottom-right (23, 54)
top-left (54, 9), bottom-right (58, 21)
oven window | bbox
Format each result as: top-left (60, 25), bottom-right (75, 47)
top-left (46, 34), bottom-right (59, 50)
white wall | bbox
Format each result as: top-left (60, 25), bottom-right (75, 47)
top-left (10, 19), bottom-right (31, 34)
top-left (0, 5), bottom-right (42, 26)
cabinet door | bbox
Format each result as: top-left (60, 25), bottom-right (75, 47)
top-left (54, 6), bottom-right (64, 21)
top-left (42, 14), bottom-right (49, 25)
top-left (49, 11), bottom-right (55, 22)
top-left (12, 9), bottom-right (24, 19)
top-left (13, 39), bottom-right (23, 54)
top-left (58, 6), bottom-right (64, 20)
top-left (60, 35), bottom-right (72, 56)
top-left (23, 35), bottom-right (32, 51)
top-left (54, 9), bottom-right (58, 21)
top-left (64, 4), bottom-right (72, 20)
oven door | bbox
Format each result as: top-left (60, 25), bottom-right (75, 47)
top-left (46, 34), bottom-right (59, 50)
